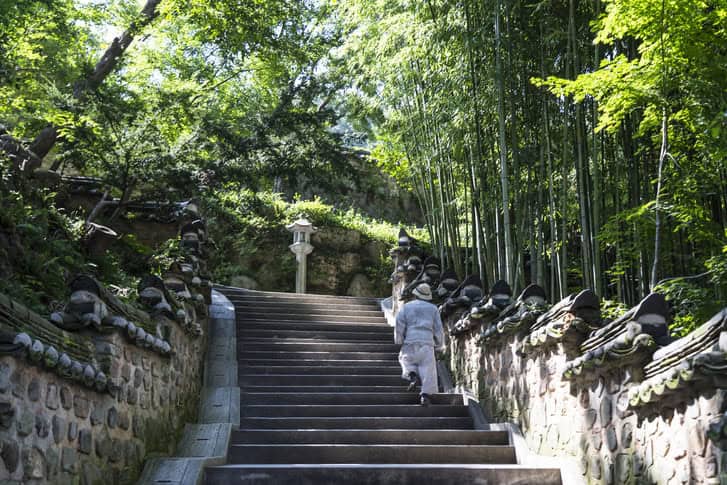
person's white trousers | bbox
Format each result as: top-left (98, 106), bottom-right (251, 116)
top-left (398, 342), bottom-right (438, 395)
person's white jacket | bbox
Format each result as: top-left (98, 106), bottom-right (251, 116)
top-left (395, 299), bottom-right (445, 396)
top-left (395, 299), bottom-right (445, 349)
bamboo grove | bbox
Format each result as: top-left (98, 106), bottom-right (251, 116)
top-left (334, 0), bottom-right (727, 311)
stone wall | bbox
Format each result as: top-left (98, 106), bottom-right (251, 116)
top-left (0, 203), bottom-right (210, 484)
top-left (387, 239), bottom-right (727, 485)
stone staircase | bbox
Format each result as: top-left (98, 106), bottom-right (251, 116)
top-left (204, 288), bottom-right (562, 484)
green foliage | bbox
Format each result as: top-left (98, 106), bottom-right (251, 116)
top-left (654, 279), bottom-right (723, 337)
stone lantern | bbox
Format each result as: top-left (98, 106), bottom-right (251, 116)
top-left (286, 215), bottom-right (317, 294)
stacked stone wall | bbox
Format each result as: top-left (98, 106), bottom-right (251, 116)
top-left (0, 199), bottom-right (210, 484)
top-left (387, 236), bottom-right (727, 484)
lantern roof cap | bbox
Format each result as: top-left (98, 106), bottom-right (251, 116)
top-left (286, 214), bottom-right (317, 233)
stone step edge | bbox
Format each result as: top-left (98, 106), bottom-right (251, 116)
top-left (138, 290), bottom-right (238, 485)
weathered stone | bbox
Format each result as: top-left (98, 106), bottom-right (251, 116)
top-left (600, 397), bottom-right (613, 427)
top-left (591, 430), bottom-right (603, 451)
top-left (143, 373), bottom-right (152, 391)
top-left (621, 422), bottom-right (633, 449)
top-left (118, 411), bottom-right (130, 430)
top-left (68, 421), bottom-right (78, 441)
top-left (579, 390), bottom-right (590, 408)
top-left (10, 370), bottom-right (26, 398)
top-left (142, 357), bottom-right (151, 371)
top-left (121, 364), bottom-right (131, 382)
top-left (81, 461), bottom-right (102, 485)
top-left (133, 414), bottom-right (145, 438)
top-left (109, 439), bottom-right (122, 463)
top-left (45, 384), bottom-right (59, 410)
top-left (131, 352), bottom-right (141, 366)
top-left (90, 405), bottom-right (104, 426)
top-left (22, 447), bottom-right (45, 480)
top-left (133, 368), bottom-right (143, 389)
top-left (605, 425), bottom-right (618, 452)
top-left (17, 410), bottom-right (34, 436)
top-left (0, 401), bottom-right (15, 429)
top-left (95, 433), bottom-right (112, 459)
top-left (583, 409), bottom-right (598, 433)
top-left (0, 362), bottom-right (11, 393)
top-left (127, 387), bottom-right (138, 405)
top-left (35, 414), bottom-right (50, 438)
top-left (633, 452), bottom-right (644, 477)
top-left (107, 407), bottom-right (118, 429)
top-left (603, 454), bottom-right (614, 485)
top-left (590, 454), bottom-right (602, 479)
top-left (61, 448), bottom-right (76, 473)
top-left (74, 395), bottom-right (90, 419)
top-left (1, 439), bottom-right (19, 473)
top-left (60, 386), bottom-right (73, 410)
top-left (46, 447), bottom-right (59, 479)
top-left (52, 415), bottom-right (65, 444)
top-left (615, 454), bottom-right (632, 483)
top-left (27, 378), bottom-right (41, 402)
top-left (78, 429), bottom-right (92, 454)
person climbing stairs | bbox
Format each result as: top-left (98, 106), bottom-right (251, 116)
top-left (204, 287), bottom-right (562, 484)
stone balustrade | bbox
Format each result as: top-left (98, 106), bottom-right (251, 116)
top-left (387, 235), bottom-right (727, 484)
top-left (0, 201), bottom-right (210, 483)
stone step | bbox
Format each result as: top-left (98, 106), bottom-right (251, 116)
top-left (239, 321), bottom-right (392, 333)
top-left (238, 342), bottom-right (401, 353)
top-left (204, 465), bottom-right (563, 485)
top-left (238, 329), bottom-right (392, 341)
top-left (240, 351), bottom-right (399, 361)
top-left (240, 385), bottom-right (410, 394)
top-left (219, 287), bottom-right (380, 305)
top-left (238, 337), bottom-right (393, 346)
top-left (239, 359), bottom-right (398, 367)
top-left (232, 300), bottom-right (382, 312)
top-left (239, 374), bottom-right (408, 386)
top-left (241, 405), bottom-right (469, 418)
top-left (231, 429), bottom-right (508, 445)
top-left (234, 306), bottom-right (385, 317)
top-left (239, 365), bottom-right (401, 375)
top-left (238, 417), bottom-right (474, 430)
top-left (238, 313), bottom-right (386, 324)
top-left (226, 444), bottom-right (516, 465)
top-left (240, 392), bottom-right (462, 406)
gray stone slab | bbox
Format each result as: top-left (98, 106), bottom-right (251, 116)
top-left (177, 423), bottom-right (231, 463)
top-left (199, 386), bottom-right (240, 426)
top-left (209, 319), bottom-right (236, 338)
top-left (137, 457), bottom-right (205, 485)
top-left (207, 337), bottom-right (236, 362)
top-left (209, 291), bottom-right (235, 319)
top-left (204, 359), bottom-right (238, 387)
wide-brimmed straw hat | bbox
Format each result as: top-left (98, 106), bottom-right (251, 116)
top-left (412, 283), bottom-right (432, 301)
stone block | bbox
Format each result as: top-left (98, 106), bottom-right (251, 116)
top-left (176, 423), bottom-right (231, 463)
top-left (137, 457), bottom-right (205, 485)
top-left (118, 411), bottom-right (130, 431)
top-left (121, 364), bottom-right (131, 382)
top-left (46, 384), bottom-right (59, 410)
top-left (82, 462), bottom-right (102, 485)
top-left (78, 429), bottom-right (92, 454)
top-left (35, 414), bottom-right (50, 438)
top-left (60, 386), bottom-right (73, 410)
top-left (199, 387), bottom-right (240, 426)
top-left (1, 439), bottom-right (20, 473)
top-left (73, 395), bottom-right (90, 419)
top-left (0, 362), bottom-right (11, 393)
top-left (22, 447), bottom-right (45, 480)
top-left (17, 410), bottom-right (34, 436)
top-left (90, 405), bottom-right (104, 426)
top-left (10, 370), bottom-right (26, 398)
top-left (52, 415), bottom-right (65, 444)
top-left (68, 421), bottom-right (78, 441)
top-left (605, 425), bottom-right (618, 452)
top-left (46, 446), bottom-right (59, 479)
top-left (0, 401), bottom-right (15, 429)
top-left (134, 369), bottom-right (143, 389)
top-left (27, 378), bottom-right (41, 402)
top-left (107, 407), bottom-right (118, 429)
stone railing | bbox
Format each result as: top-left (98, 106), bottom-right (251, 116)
top-left (0, 203), bottom-right (210, 483)
top-left (388, 233), bottom-right (727, 484)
